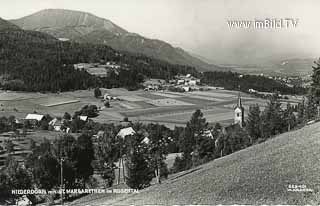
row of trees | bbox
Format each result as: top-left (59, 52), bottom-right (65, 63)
top-left (201, 71), bottom-right (306, 95)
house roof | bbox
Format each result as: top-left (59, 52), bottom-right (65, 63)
top-left (117, 127), bottom-right (136, 139)
top-left (25, 114), bottom-right (44, 121)
top-left (79, 116), bottom-right (88, 121)
top-left (141, 137), bottom-right (150, 144)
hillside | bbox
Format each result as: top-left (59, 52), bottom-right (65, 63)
top-left (0, 17), bottom-right (20, 31)
top-left (71, 122), bottom-right (320, 205)
top-left (10, 9), bottom-right (220, 71)
top-left (0, 29), bottom-right (198, 92)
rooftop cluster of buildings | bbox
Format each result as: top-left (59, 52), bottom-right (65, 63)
top-left (144, 74), bottom-right (201, 92)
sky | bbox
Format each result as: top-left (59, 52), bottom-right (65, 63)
top-left (0, 0), bottom-right (319, 65)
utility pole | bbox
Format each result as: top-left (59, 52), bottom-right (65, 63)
top-left (60, 157), bottom-right (65, 206)
top-left (118, 144), bottom-right (122, 185)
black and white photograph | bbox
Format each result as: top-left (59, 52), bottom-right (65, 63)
top-left (0, 0), bottom-right (319, 205)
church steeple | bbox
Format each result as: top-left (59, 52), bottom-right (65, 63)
top-left (237, 91), bottom-right (242, 108)
top-left (234, 89), bottom-right (244, 127)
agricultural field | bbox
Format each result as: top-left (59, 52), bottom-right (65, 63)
top-left (0, 88), bottom-right (274, 129)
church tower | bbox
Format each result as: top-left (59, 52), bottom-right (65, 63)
top-left (234, 92), bottom-right (244, 127)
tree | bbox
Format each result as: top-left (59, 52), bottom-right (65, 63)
top-left (125, 133), bottom-right (153, 189)
top-left (246, 104), bottom-right (261, 141)
top-left (188, 109), bottom-right (207, 139)
top-left (4, 139), bottom-right (14, 154)
top-left (29, 139), bottom-right (36, 151)
top-left (305, 58), bottom-right (320, 120)
top-left (63, 112), bottom-right (71, 120)
top-left (297, 99), bottom-right (305, 124)
top-left (33, 153), bottom-right (59, 190)
top-left (104, 101), bottom-right (110, 108)
top-left (260, 95), bottom-right (284, 138)
top-left (95, 129), bottom-right (119, 187)
top-left (1, 157), bottom-right (32, 202)
top-left (94, 87), bottom-right (102, 98)
top-left (147, 124), bottom-right (170, 183)
top-left (74, 134), bottom-right (94, 187)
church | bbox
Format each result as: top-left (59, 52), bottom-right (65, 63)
top-left (234, 92), bottom-right (244, 127)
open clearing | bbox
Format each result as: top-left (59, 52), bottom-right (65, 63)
top-left (0, 88), bottom-right (278, 129)
top-left (70, 122), bottom-right (320, 205)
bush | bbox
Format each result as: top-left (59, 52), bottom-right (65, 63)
top-left (170, 155), bottom-right (192, 174)
top-left (94, 88), bottom-right (102, 98)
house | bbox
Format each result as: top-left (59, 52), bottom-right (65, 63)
top-left (182, 86), bottom-right (191, 92)
top-left (104, 93), bottom-right (112, 100)
top-left (93, 130), bottom-right (105, 140)
top-left (48, 118), bottom-right (63, 131)
top-left (203, 130), bottom-right (214, 139)
top-left (177, 79), bottom-right (185, 85)
top-left (117, 127), bottom-right (136, 139)
top-left (79, 116), bottom-right (88, 121)
top-left (25, 114), bottom-right (44, 121)
top-left (188, 80), bottom-right (197, 86)
top-left (141, 137), bottom-right (150, 144)
top-left (25, 114), bottom-right (45, 127)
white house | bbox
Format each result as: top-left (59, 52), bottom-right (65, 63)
top-left (182, 86), bottom-right (191, 92)
top-left (177, 79), bottom-right (185, 85)
top-left (25, 114), bottom-right (44, 121)
top-left (117, 127), bottom-right (136, 139)
top-left (203, 130), bottom-right (214, 139)
top-left (79, 116), bottom-right (88, 121)
top-left (48, 118), bottom-right (63, 131)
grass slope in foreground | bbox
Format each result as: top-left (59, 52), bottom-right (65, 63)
top-left (78, 121), bottom-right (320, 205)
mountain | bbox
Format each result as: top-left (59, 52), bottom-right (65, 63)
top-left (71, 122), bottom-right (320, 205)
top-left (0, 17), bottom-right (20, 31)
top-left (10, 9), bottom-right (220, 71)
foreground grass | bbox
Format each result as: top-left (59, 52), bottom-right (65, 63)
top-left (70, 121), bottom-right (320, 205)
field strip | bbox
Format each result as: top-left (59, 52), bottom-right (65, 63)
top-left (42, 100), bottom-right (80, 107)
top-left (140, 107), bottom-right (231, 119)
top-left (185, 95), bottom-right (225, 102)
top-left (147, 98), bottom-right (194, 106)
top-left (118, 102), bottom-right (141, 109)
top-left (152, 92), bottom-right (183, 98)
top-left (118, 95), bottom-right (151, 102)
top-left (190, 91), bottom-right (236, 98)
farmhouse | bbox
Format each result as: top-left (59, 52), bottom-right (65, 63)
top-left (203, 130), bottom-right (214, 139)
top-left (175, 74), bottom-right (201, 86)
top-left (24, 114), bottom-right (45, 126)
top-left (117, 127), bottom-right (136, 139)
top-left (25, 114), bottom-right (44, 121)
top-left (93, 131), bottom-right (105, 140)
top-left (79, 116), bottom-right (88, 122)
top-left (48, 118), bottom-right (63, 131)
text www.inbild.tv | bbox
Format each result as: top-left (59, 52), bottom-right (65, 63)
top-left (227, 18), bottom-right (299, 29)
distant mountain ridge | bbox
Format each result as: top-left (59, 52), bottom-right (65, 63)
top-left (0, 17), bottom-right (20, 31)
top-left (10, 9), bottom-right (220, 71)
